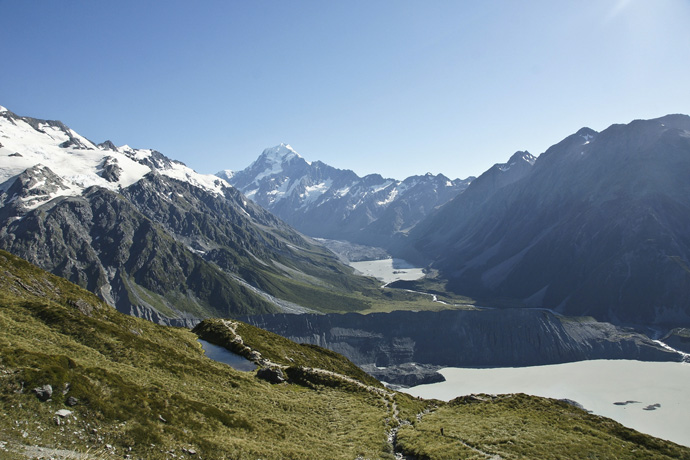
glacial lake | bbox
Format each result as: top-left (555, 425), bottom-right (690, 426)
top-left (402, 360), bottom-right (690, 447)
top-left (198, 339), bottom-right (256, 372)
top-left (349, 258), bottom-right (425, 284)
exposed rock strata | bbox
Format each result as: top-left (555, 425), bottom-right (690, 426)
top-left (242, 309), bottom-right (681, 384)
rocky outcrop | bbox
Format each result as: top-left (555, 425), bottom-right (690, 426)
top-left (360, 363), bottom-right (445, 387)
top-left (242, 309), bottom-right (681, 384)
top-left (256, 367), bottom-right (286, 384)
top-left (33, 385), bottom-right (53, 402)
top-left (661, 328), bottom-right (690, 354)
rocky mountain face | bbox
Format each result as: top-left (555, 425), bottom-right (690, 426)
top-left (243, 309), bottom-right (682, 385)
top-left (405, 115), bottom-right (690, 326)
top-left (398, 150), bottom-right (536, 261)
top-left (219, 144), bottom-right (473, 249)
top-left (0, 106), bottom-right (379, 325)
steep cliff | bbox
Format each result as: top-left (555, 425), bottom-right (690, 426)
top-left (243, 309), bottom-right (680, 384)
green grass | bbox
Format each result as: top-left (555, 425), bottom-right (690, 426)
top-left (358, 286), bottom-right (478, 314)
top-left (396, 394), bottom-right (690, 460)
top-left (1, 249), bottom-right (688, 460)
top-left (0, 250), bottom-right (393, 459)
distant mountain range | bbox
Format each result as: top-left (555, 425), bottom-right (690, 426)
top-left (404, 115), bottom-right (690, 326)
top-left (2, 103), bottom-right (689, 328)
top-left (218, 143), bottom-right (474, 249)
top-left (223, 117), bottom-right (690, 327)
top-left (0, 106), bottom-right (381, 325)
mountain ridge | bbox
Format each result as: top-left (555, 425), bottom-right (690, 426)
top-left (0, 106), bottom-right (384, 324)
top-left (406, 114), bottom-right (690, 326)
top-left (220, 143), bottom-right (474, 249)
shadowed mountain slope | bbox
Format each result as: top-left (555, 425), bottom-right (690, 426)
top-left (405, 115), bottom-right (690, 325)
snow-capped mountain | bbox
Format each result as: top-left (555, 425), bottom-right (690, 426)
top-left (0, 105), bottom-right (226, 211)
top-left (219, 143), bottom-right (474, 249)
top-left (0, 106), bottom-right (379, 324)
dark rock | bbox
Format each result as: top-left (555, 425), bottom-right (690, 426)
top-left (65, 396), bottom-right (78, 406)
top-left (99, 157), bottom-right (122, 182)
top-left (256, 367), bottom-right (286, 384)
top-left (560, 399), bottom-right (590, 412)
top-left (242, 309), bottom-right (682, 372)
top-left (69, 299), bottom-right (95, 316)
top-left (362, 363), bottom-right (445, 387)
top-left (643, 403), bottom-right (661, 411)
top-left (33, 384), bottom-right (53, 401)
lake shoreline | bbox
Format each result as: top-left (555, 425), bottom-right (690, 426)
top-left (402, 359), bottom-right (690, 448)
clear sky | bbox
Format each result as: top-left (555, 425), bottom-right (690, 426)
top-left (2, 0), bottom-right (689, 180)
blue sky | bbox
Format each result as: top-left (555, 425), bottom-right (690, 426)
top-left (2, 0), bottom-right (689, 180)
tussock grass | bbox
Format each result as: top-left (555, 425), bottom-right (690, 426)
top-left (0, 250), bottom-right (390, 459)
top-left (396, 394), bottom-right (690, 460)
top-left (1, 249), bottom-right (688, 460)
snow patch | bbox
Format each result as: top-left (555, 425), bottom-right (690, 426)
top-left (370, 180), bottom-right (394, 194)
top-left (300, 179), bottom-right (332, 205)
top-left (581, 133), bottom-right (594, 145)
top-left (376, 188), bottom-right (398, 206)
top-left (335, 186), bottom-right (352, 198)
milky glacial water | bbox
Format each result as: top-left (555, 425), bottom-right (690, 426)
top-left (198, 339), bottom-right (256, 372)
top-left (402, 360), bottom-right (690, 447)
top-left (349, 258), bottom-right (425, 284)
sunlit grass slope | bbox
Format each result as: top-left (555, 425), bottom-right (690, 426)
top-left (0, 249), bottom-right (411, 459)
top-left (396, 394), bottom-right (690, 460)
top-left (1, 249), bottom-right (688, 460)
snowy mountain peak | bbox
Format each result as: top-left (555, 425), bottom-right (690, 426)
top-left (0, 105), bottom-right (229, 210)
top-left (0, 106), bottom-right (7, 113)
top-left (97, 140), bottom-right (118, 151)
top-left (222, 145), bottom-right (474, 248)
top-left (260, 143), bottom-right (305, 164)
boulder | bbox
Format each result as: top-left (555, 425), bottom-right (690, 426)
top-left (256, 367), bottom-right (285, 384)
top-left (33, 384), bottom-right (53, 401)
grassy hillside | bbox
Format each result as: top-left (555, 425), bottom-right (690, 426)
top-left (0, 249), bottom-right (425, 459)
top-left (0, 249), bottom-right (688, 459)
top-left (397, 394), bottom-right (690, 460)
